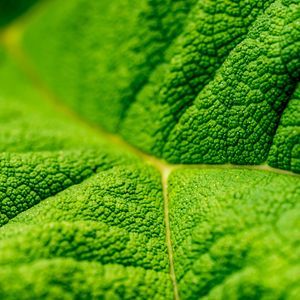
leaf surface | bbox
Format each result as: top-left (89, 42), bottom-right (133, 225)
top-left (0, 0), bottom-right (299, 299)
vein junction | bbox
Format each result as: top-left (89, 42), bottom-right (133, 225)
top-left (1, 10), bottom-right (300, 300)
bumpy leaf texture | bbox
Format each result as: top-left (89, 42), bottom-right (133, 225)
top-left (0, 0), bottom-right (299, 299)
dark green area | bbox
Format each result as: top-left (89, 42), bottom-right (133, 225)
top-left (0, 0), bottom-right (39, 27)
top-left (269, 83), bottom-right (300, 173)
top-left (24, 0), bottom-right (196, 131)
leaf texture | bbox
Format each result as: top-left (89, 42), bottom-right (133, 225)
top-left (0, 0), bottom-right (299, 299)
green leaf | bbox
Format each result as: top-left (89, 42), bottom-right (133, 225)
top-left (269, 84), bottom-right (300, 172)
top-left (0, 0), bottom-right (299, 299)
top-left (0, 0), bottom-right (39, 27)
top-left (169, 169), bottom-right (300, 299)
